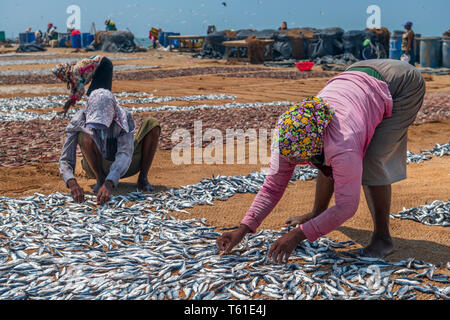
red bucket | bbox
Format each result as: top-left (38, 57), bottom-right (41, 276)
top-left (295, 62), bottom-right (315, 71)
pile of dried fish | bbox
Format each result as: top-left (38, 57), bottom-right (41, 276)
top-left (407, 143), bottom-right (450, 163)
top-left (0, 65), bottom-right (159, 76)
top-left (0, 66), bottom-right (265, 85)
top-left (226, 71), bottom-right (335, 80)
top-left (390, 201), bottom-right (449, 227)
top-left (140, 167), bottom-right (319, 213)
top-left (0, 56), bottom-right (145, 67)
top-left (414, 92), bottom-right (450, 124)
top-left (0, 92), bottom-right (237, 119)
top-left (0, 93), bottom-right (292, 122)
top-left (0, 192), bottom-right (448, 300)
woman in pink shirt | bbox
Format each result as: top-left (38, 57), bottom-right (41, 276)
top-left (217, 59), bottom-right (425, 262)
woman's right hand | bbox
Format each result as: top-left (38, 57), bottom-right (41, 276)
top-left (68, 179), bottom-right (85, 203)
top-left (60, 99), bottom-right (76, 115)
top-left (216, 224), bottom-right (251, 255)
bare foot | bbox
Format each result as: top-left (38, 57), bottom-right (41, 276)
top-left (137, 177), bottom-right (155, 192)
top-left (362, 236), bottom-right (394, 258)
top-left (285, 212), bottom-right (315, 227)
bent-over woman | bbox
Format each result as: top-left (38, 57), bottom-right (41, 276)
top-left (217, 59), bottom-right (425, 262)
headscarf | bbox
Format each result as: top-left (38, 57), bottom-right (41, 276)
top-left (273, 96), bottom-right (334, 162)
top-left (85, 89), bottom-right (130, 133)
top-left (52, 63), bottom-right (73, 87)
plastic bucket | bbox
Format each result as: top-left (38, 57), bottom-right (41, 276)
top-left (443, 38), bottom-right (450, 68)
top-left (420, 37), bottom-right (442, 68)
top-left (71, 34), bottom-right (82, 48)
top-left (389, 35), bottom-right (403, 60)
top-left (0, 31), bottom-right (5, 42)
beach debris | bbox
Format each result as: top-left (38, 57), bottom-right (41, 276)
top-left (0, 192), bottom-right (448, 300)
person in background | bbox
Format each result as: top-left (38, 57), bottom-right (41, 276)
top-left (25, 27), bottom-right (32, 33)
top-left (149, 28), bottom-right (161, 49)
top-left (279, 21), bottom-right (288, 31)
top-left (52, 55), bottom-right (114, 114)
top-left (35, 30), bottom-right (43, 44)
top-left (105, 19), bottom-right (117, 31)
top-left (402, 21), bottom-right (415, 66)
top-left (207, 25), bottom-right (217, 34)
top-left (217, 59), bottom-right (425, 262)
top-left (45, 23), bottom-right (57, 43)
top-left (59, 89), bottom-right (161, 204)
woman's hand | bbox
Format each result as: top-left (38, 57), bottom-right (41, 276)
top-left (269, 228), bottom-right (306, 264)
top-left (217, 224), bottom-right (251, 255)
top-left (97, 180), bottom-right (113, 205)
top-left (60, 99), bottom-right (76, 115)
top-left (68, 179), bottom-right (85, 203)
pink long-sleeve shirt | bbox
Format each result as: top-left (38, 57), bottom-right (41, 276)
top-left (241, 71), bottom-right (393, 242)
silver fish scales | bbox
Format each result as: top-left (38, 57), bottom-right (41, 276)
top-left (390, 200), bottom-right (449, 227)
top-left (0, 171), bottom-right (449, 300)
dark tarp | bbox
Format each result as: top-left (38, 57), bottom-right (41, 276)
top-left (86, 31), bottom-right (137, 53)
top-left (16, 43), bottom-right (47, 53)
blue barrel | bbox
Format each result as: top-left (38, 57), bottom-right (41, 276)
top-left (19, 33), bottom-right (27, 44)
top-left (420, 37), bottom-right (442, 68)
top-left (81, 33), bottom-right (90, 47)
top-left (27, 32), bottom-right (35, 43)
top-left (389, 35), bottom-right (403, 60)
top-left (71, 34), bottom-right (82, 48)
top-left (158, 32), bottom-right (166, 47)
top-left (443, 38), bottom-right (450, 68)
top-left (86, 34), bottom-right (94, 46)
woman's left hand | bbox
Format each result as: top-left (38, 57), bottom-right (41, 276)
top-left (97, 181), bottom-right (113, 205)
top-left (268, 228), bottom-right (306, 264)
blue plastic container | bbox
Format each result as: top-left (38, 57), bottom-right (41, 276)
top-left (71, 34), bottom-right (82, 48)
top-left (420, 37), bottom-right (442, 68)
top-left (82, 33), bottom-right (90, 47)
top-left (158, 32), bottom-right (166, 47)
top-left (389, 35), bottom-right (403, 60)
top-left (442, 38), bottom-right (450, 68)
top-left (27, 32), bottom-right (35, 43)
top-left (167, 32), bottom-right (180, 48)
top-left (19, 33), bottom-right (27, 44)
top-left (87, 34), bottom-right (95, 47)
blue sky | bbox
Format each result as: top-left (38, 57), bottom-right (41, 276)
top-left (1, 0), bottom-right (448, 38)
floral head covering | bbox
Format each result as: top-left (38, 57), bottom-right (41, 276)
top-left (273, 96), bottom-right (334, 162)
top-left (52, 63), bottom-right (73, 87)
top-left (85, 89), bottom-right (130, 133)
